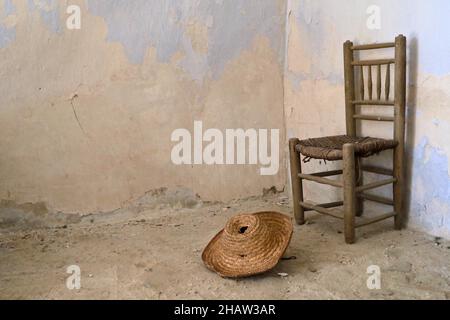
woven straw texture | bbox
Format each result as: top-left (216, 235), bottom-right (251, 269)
top-left (296, 135), bottom-right (397, 161)
top-left (202, 212), bottom-right (293, 278)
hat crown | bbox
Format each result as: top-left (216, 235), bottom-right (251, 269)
top-left (221, 214), bottom-right (270, 256)
top-left (223, 214), bottom-right (262, 239)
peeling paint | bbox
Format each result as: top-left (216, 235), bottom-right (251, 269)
top-left (0, 1), bottom-right (286, 214)
top-left (0, 0), bottom-right (16, 48)
top-left (87, 0), bottom-right (286, 80)
top-left (27, 0), bottom-right (61, 34)
top-left (410, 138), bottom-right (450, 236)
top-left (288, 0), bottom-right (450, 84)
top-left (285, 0), bottom-right (450, 238)
top-left (2, 0), bottom-right (449, 239)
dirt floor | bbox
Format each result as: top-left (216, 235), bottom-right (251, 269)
top-left (0, 191), bottom-right (449, 300)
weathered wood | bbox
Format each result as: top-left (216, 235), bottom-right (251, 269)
top-left (352, 59), bottom-right (395, 66)
top-left (359, 193), bottom-right (394, 206)
top-left (355, 212), bottom-right (396, 228)
top-left (352, 100), bottom-right (395, 106)
top-left (292, 36), bottom-right (406, 244)
top-left (343, 143), bottom-right (356, 244)
top-left (377, 64), bottom-right (382, 100)
top-left (359, 66), bottom-right (365, 100)
top-left (303, 201), bottom-right (344, 212)
top-left (351, 42), bottom-right (395, 50)
top-left (298, 173), bottom-right (343, 188)
top-left (356, 178), bottom-right (397, 193)
top-left (311, 170), bottom-right (343, 177)
top-left (344, 41), bottom-right (356, 136)
top-left (393, 35), bottom-right (407, 230)
top-left (361, 165), bottom-right (394, 176)
top-left (299, 202), bottom-right (344, 219)
top-left (385, 63), bottom-right (391, 100)
top-left (353, 114), bottom-right (395, 122)
top-left (289, 138), bottom-right (305, 225)
top-left (355, 158), bottom-right (364, 217)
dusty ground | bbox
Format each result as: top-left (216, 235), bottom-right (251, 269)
top-left (0, 191), bottom-right (449, 300)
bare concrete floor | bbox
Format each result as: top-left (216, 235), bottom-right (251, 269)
top-left (0, 194), bottom-right (449, 300)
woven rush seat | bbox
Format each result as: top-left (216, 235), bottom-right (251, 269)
top-left (295, 135), bottom-right (397, 161)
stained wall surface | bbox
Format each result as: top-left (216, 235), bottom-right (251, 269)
top-left (1, 0), bottom-right (449, 239)
top-left (0, 0), bottom-right (287, 213)
top-left (285, 0), bottom-right (450, 238)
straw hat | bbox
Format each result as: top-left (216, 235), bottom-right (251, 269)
top-left (202, 211), bottom-right (293, 278)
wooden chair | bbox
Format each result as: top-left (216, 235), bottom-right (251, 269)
top-left (289, 35), bottom-right (407, 244)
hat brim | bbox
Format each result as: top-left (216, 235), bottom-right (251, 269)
top-left (202, 212), bottom-right (293, 278)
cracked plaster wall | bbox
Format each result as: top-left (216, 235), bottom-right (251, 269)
top-left (0, 0), bottom-right (287, 214)
top-left (1, 0), bottom-right (449, 239)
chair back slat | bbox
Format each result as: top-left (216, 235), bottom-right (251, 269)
top-left (385, 64), bottom-right (391, 100)
top-left (368, 66), bottom-right (373, 100)
top-left (351, 42), bottom-right (395, 50)
top-left (377, 65), bottom-right (382, 100)
top-left (352, 59), bottom-right (395, 66)
top-left (359, 66), bottom-right (365, 100)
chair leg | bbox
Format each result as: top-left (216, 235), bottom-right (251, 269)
top-left (343, 143), bottom-right (356, 244)
top-left (289, 138), bottom-right (305, 225)
top-left (355, 158), bottom-right (364, 217)
top-left (393, 147), bottom-right (404, 230)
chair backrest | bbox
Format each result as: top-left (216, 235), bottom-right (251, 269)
top-left (343, 35), bottom-right (406, 146)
